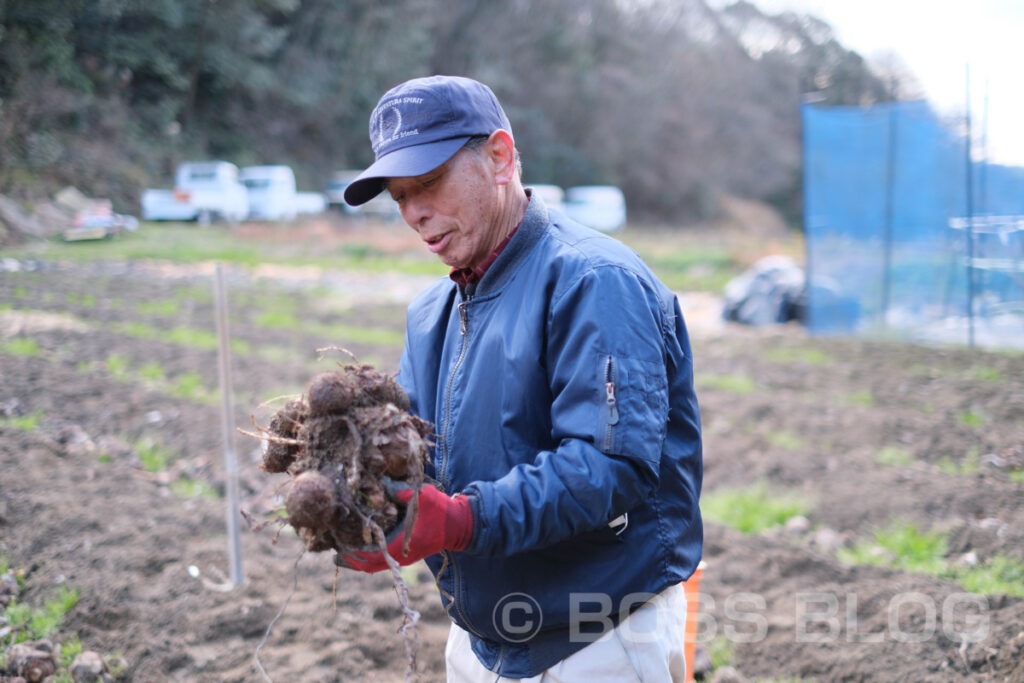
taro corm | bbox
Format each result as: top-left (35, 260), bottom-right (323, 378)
top-left (246, 363), bottom-right (434, 680)
top-left (257, 366), bottom-right (432, 552)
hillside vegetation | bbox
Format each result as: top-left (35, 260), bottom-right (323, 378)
top-left (0, 0), bottom-right (898, 222)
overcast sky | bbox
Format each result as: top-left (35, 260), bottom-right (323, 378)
top-left (727, 0), bottom-right (1024, 166)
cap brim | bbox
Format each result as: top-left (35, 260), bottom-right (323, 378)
top-left (343, 136), bottom-right (471, 206)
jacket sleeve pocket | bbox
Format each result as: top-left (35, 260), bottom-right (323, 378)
top-left (598, 352), bottom-right (667, 463)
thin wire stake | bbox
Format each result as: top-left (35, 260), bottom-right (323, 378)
top-left (215, 261), bottom-right (244, 586)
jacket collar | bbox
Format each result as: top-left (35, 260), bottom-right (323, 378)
top-left (472, 189), bottom-right (549, 297)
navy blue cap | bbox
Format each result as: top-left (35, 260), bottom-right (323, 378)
top-left (343, 75), bottom-right (513, 206)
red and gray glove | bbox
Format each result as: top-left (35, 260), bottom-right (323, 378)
top-left (337, 481), bottom-right (474, 573)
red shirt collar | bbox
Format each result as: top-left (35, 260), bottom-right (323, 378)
top-left (449, 226), bottom-right (518, 288)
top-left (449, 200), bottom-right (528, 288)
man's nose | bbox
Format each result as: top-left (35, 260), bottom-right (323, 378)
top-left (401, 195), bottom-right (431, 229)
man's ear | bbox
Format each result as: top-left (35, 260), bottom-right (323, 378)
top-left (486, 130), bottom-right (517, 186)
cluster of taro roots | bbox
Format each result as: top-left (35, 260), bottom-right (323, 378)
top-left (259, 365), bottom-right (432, 553)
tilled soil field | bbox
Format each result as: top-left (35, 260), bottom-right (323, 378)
top-left (1, 242), bottom-right (1022, 682)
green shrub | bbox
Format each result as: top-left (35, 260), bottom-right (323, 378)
top-left (58, 636), bottom-right (83, 669)
top-left (138, 362), bottom-right (165, 381)
top-left (762, 347), bottom-right (831, 365)
top-left (0, 410), bottom-right (44, 431)
top-left (2, 337), bottom-right (41, 356)
top-left (136, 437), bottom-right (173, 472)
top-left (974, 366), bottom-right (1002, 381)
top-left (765, 430), bottom-right (805, 451)
top-left (839, 522), bottom-right (1024, 597)
top-left (708, 635), bottom-right (734, 669)
top-left (696, 373), bottom-right (756, 394)
top-left (255, 309), bottom-right (299, 329)
top-left (702, 484), bottom-right (807, 534)
top-left (958, 411), bottom-right (985, 428)
top-left (136, 300), bottom-right (181, 316)
top-left (937, 447), bottom-right (980, 476)
top-left (105, 353), bottom-right (132, 381)
top-left (2, 585), bottom-right (80, 646)
top-left (845, 390), bottom-right (874, 407)
top-left (875, 445), bottom-right (914, 467)
top-left (169, 477), bottom-right (220, 500)
top-left (957, 556), bottom-right (1024, 597)
top-left (170, 371), bottom-right (215, 403)
top-left (839, 521), bottom-right (947, 575)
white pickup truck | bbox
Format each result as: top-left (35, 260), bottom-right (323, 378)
top-left (239, 164), bottom-right (327, 221)
top-left (141, 161), bottom-right (249, 222)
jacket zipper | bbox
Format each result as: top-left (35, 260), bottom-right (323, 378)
top-left (440, 298), bottom-right (471, 488)
top-left (439, 298), bottom-right (486, 641)
top-left (604, 355), bottom-right (618, 451)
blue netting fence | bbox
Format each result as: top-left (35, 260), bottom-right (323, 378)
top-left (802, 100), bottom-right (1024, 350)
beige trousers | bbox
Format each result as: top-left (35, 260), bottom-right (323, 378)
top-left (445, 583), bottom-right (688, 682)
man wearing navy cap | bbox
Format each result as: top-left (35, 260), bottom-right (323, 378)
top-left (341, 75), bottom-right (703, 682)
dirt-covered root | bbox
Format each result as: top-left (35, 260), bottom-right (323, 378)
top-left (251, 365), bottom-right (433, 552)
top-left (248, 364), bottom-right (433, 682)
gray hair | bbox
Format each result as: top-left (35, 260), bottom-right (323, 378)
top-left (463, 134), bottom-right (522, 179)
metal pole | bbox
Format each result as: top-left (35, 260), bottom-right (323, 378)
top-left (880, 80), bottom-right (899, 327)
top-left (980, 80), bottom-right (989, 216)
top-left (214, 261), bottom-right (244, 586)
top-left (964, 65), bottom-right (976, 348)
top-left (800, 95), bottom-right (814, 332)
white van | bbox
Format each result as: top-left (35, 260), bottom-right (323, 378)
top-left (141, 161), bottom-right (249, 222)
top-left (564, 185), bottom-right (627, 232)
top-left (240, 165), bottom-right (298, 221)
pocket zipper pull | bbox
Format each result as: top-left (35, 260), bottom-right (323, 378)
top-left (605, 381), bottom-right (619, 425)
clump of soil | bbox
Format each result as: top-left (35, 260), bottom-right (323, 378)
top-left (253, 364), bottom-right (433, 554)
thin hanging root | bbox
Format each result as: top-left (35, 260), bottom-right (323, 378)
top-left (272, 479), bottom-right (292, 498)
top-left (367, 516), bottom-right (420, 683)
top-left (270, 521), bottom-right (287, 546)
top-left (237, 426), bottom-right (305, 446)
top-left (316, 345), bottom-right (360, 363)
top-left (434, 553), bottom-right (456, 619)
top-left (256, 394), bottom-right (303, 411)
top-left (239, 414), bottom-right (304, 445)
top-left (253, 396), bottom-right (306, 437)
top-left (242, 509), bottom-right (288, 535)
top-left (254, 549), bottom-right (306, 683)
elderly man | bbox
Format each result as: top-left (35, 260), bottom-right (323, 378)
top-left (341, 75), bottom-right (702, 682)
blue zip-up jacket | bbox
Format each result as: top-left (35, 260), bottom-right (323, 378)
top-left (397, 194), bottom-right (703, 677)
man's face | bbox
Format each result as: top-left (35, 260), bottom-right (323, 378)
top-left (386, 145), bottom-right (503, 270)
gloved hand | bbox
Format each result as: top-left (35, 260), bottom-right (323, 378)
top-left (337, 481), bottom-right (474, 573)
